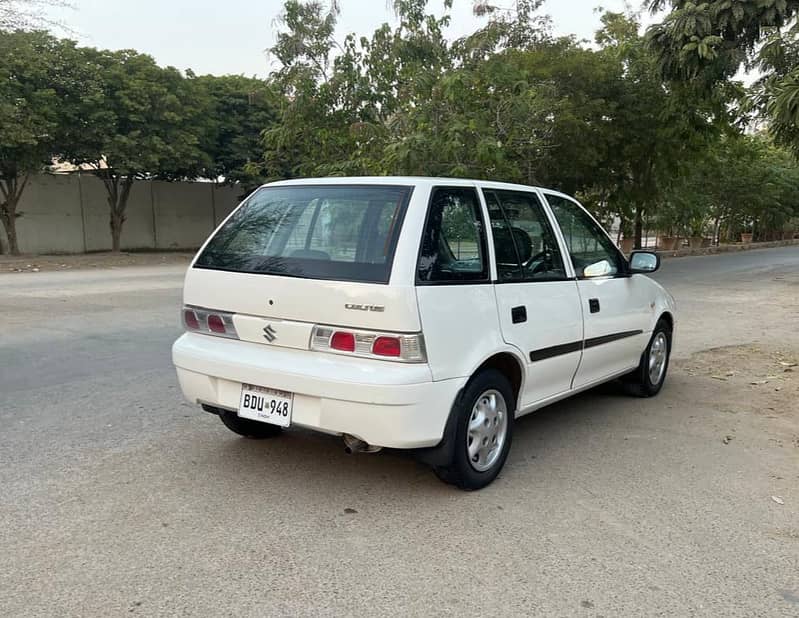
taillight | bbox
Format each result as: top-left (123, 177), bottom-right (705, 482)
top-left (183, 309), bottom-right (200, 330)
top-left (372, 336), bottom-right (401, 357)
top-left (311, 326), bottom-right (426, 363)
top-left (330, 331), bottom-right (356, 352)
top-left (182, 306), bottom-right (238, 339)
top-left (207, 314), bottom-right (226, 333)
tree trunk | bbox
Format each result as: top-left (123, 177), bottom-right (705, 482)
top-left (102, 174), bottom-right (135, 253)
top-left (0, 205), bottom-right (20, 255)
top-left (634, 206), bottom-right (643, 250)
top-left (3, 210), bottom-right (19, 254)
top-left (110, 211), bottom-right (123, 252)
top-left (0, 174), bottom-right (29, 256)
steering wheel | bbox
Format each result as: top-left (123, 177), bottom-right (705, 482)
top-left (522, 249), bottom-right (553, 275)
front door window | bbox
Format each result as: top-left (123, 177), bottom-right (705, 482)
top-left (484, 189), bottom-right (567, 282)
top-left (544, 194), bottom-right (624, 278)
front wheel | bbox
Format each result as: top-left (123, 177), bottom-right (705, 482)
top-left (623, 319), bottom-right (672, 397)
top-left (434, 369), bottom-right (515, 491)
top-left (218, 409), bottom-right (283, 439)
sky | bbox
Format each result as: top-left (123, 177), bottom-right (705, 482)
top-left (46, 0), bottom-right (653, 77)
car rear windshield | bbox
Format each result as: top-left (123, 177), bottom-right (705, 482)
top-left (194, 185), bottom-right (413, 283)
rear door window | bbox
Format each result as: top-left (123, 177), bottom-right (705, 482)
top-left (416, 187), bottom-right (489, 284)
top-left (195, 185), bottom-right (412, 283)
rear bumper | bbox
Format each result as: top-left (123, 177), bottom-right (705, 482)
top-left (172, 333), bottom-right (467, 449)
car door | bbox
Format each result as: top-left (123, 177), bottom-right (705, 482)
top-left (543, 192), bottom-right (651, 388)
top-left (415, 186), bottom-right (505, 382)
top-left (482, 188), bottom-right (584, 409)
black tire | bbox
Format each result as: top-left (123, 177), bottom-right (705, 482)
top-left (434, 369), bottom-right (515, 491)
top-left (218, 409), bottom-right (283, 439)
top-left (623, 318), bottom-right (672, 397)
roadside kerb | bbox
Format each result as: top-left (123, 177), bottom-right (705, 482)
top-left (653, 238), bottom-right (799, 259)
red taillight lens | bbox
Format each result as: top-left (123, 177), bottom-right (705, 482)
top-left (207, 314), bottom-right (226, 334)
top-left (372, 336), bottom-right (401, 357)
top-left (184, 309), bottom-right (200, 330)
top-left (330, 331), bottom-right (355, 352)
top-left (182, 306), bottom-right (238, 339)
top-left (310, 326), bottom-right (425, 362)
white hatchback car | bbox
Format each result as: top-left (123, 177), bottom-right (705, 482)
top-left (173, 177), bottom-right (676, 489)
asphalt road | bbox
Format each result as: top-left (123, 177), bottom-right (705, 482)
top-left (1, 247), bottom-right (798, 617)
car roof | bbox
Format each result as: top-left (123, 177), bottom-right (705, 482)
top-left (260, 176), bottom-right (563, 195)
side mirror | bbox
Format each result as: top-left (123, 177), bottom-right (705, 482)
top-left (629, 251), bottom-right (660, 274)
top-left (583, 259), bottom-right (613, 278)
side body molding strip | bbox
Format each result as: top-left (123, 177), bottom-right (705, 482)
top-left (529, 329), bottom-right (644, 362)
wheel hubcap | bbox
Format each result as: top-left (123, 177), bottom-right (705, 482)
top-left (648, 332), bottom-right (668, 385)
top-left (467, 389), bottom-right (508, 472)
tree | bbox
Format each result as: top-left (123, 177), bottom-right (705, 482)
top-left (646, 0), bottom-right (799, 152)
top-left (249, 0), bottom-right (799, 254)
top-left (65, 49), bottom-right (210, 251)
top-left (0, 30), bottom-right (93, 254)
top-left (261, 1), bottom-right (343, 179)
top-left (658, 130), bottom-right (799, 244)
top-left (262, 0), bottom-right (458, 179)
top-left (0, 30), bottom-right (54, 254)
top-left (193, 74), bottom-right (279, 190)
top-left (592, 11), bottom-right (730, 247)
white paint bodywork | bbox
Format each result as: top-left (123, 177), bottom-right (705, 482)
top-left (172, 176), bottom-right (676, 449)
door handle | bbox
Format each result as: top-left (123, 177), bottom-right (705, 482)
top-left (589, 298), bottom-right (600, 313)
top-left (511, 306), bottom-right (527, 324)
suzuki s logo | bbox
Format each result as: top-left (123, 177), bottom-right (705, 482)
top-left (263, 324), bottom-right (277, 342)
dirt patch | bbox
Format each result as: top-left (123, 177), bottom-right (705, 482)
top-left (674, 344), bottom-right (799, 422)
top-left (0, 252), bottom-right (194, 273)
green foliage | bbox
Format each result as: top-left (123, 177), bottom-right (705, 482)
top-left (0, 30), bottom-right (61, 175)
top-left (662, 132), bottom-right (799, 240)
top-left (0, 29), bottom-right (98, 254)
top-left (68, 49), bottom-right (209, 178)
top-left (2, 0), bottom-right (799, 255)
top-left (592, 11), bottom-right (727, 244)
top-left (0, 29), bottom-right (281, 252)
top-left (262, 2), bottom-right (740, 247)
top-left (647, 0), bottom-right (799, 153)
top-left (192, 74), bottom-right (279, 188)
top-left (58, 48), bottom-right (213, 250)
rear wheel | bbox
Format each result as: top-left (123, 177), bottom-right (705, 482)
top-left (623, 319), bottom-right (672, 397)
top-left (218, 409), bottom-right (283, 439)
top-left (434, 369), bottom-right (515, 490)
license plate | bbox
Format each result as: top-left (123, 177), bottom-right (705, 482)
top-left (238, 384), bottom-right (293, 427)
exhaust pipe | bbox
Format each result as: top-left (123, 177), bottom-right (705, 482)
top-left (343, 433), bottom-right (382, 454)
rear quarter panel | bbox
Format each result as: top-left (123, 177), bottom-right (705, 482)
top-left (416, 285), bottom-right (524, 383)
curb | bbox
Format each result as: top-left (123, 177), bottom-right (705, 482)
top-left (651, 239), bottom-right (799, 260)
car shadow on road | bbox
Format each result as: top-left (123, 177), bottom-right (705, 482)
top-left (197, 380), bottom-right (640, 497)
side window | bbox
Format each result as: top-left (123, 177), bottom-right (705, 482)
top-left (484, 189), bottom-right (567, 282)
top-left (417, 187), bottom-right (489, 283)
top-left (545, 194), bottom-right (623, 278)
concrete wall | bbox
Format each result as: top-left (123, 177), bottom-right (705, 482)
top-left (1, 173), bottom-right (245, 254)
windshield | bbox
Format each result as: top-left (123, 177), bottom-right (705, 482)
top-left (195, 184), bottom-right (413, 283)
